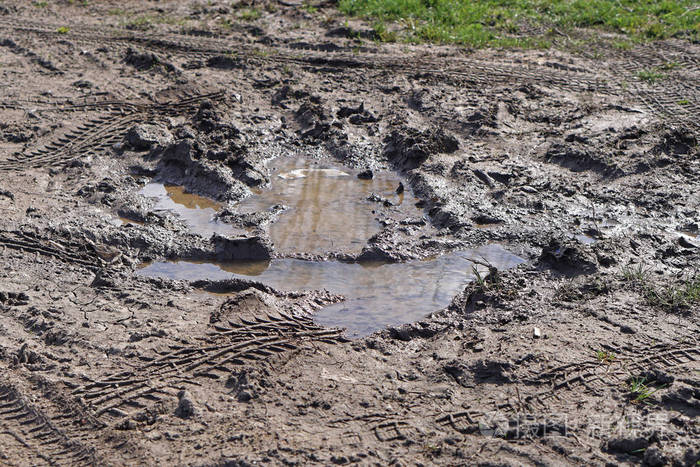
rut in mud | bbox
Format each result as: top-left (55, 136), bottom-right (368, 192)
top-left (0, 1), bottom-right (699, 466)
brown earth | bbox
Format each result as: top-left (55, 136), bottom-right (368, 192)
top-left (0, 1), bottom-right (698, 465)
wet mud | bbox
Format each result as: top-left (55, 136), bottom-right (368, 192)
top-left (0, 1), bottom-right (698, 466)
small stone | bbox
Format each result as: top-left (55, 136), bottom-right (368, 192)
top-left (72, 79), bottom-right (93, 88)
top-left (396, 182), bottom-right (404, 194)
top-left (108, 408), bottom-right (129, 418)
top-left (533, 327), bottom-right (542, 338)
top-left (521, 185), bottom-right (538, 193)
top-left (473, 169), bottom-right (495, 188)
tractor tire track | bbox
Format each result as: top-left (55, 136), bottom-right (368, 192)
top-left (435, 340), bottom-right (700, 437)
top-left (0, 381), bottom-right (96, 466)
top-left (0, 90), bottom-right (226, 171)
top-left (2, 17), bottom-right (696, 129)
top-left (73, 311), bottom-right (347, 423)
top-left (0, 231), bottom-right (100, 270)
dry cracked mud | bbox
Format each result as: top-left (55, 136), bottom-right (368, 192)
top-left (0, 1), bottom-right (698, 466)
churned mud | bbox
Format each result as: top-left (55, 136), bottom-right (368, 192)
top-left (0, 1), bottom-right (698, 466)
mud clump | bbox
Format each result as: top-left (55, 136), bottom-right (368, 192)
top-left (295, 100), bottom-right (336, 143)
top-left (151, 101), bottom-right (266, 197)
top-left (206, 55), bottom-right (246, 70)
top-left (211, 288), bottom-right (273, 323)
top-left (357, 169), bottom-right (373, 180)
top-left (0, 291), bottom-right (29, 306)
top-left (445, 359), bottom-right (513, 388)
top-left (124, 48), bottom-right (176, 73)
top-left (126, 124), bottom-right (173, 151)
top-left (604, 436), bottom-right (650, 455)
top-left (212, 234), bottom-right (272, 261)
top-left (653, 126), bottom-right (697, 156)
top-left (336, 102), bottom-right (379, 124)
top-left (538, 237), bottom-right (598, 276)
top-left (384, 127), bottom-right (459, 170)
top-left (545, 142), bottom-right (622, 176)
top-left (124, 48), bottom-right (159, 70)
top-left (156, 139), bottom-right (248, 201)
top-left (175, 390), bottom-right (199, 419)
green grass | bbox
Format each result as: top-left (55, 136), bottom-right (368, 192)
top-left (628, 376), bottom-right (664, 404)
top-left (636, 69), bottom-right (665, 83)
top-left (338, 0), bottom-right (700, 47)
top-left (621, 265), bottom-right (699, 312)
top-left (645, 276), bottom-right (700, 311)
top-left (302, 2), bottom-right (319, 14)
top-left (238, 8), bottom-right (262, 21)
top-left (620, 263), bottom-right (649, 282)
top-left (596, 350), bottom-right (615, 363)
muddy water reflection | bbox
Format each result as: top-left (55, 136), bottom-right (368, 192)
top-left (237, 158), bottom-right (419, 254)
top-left (138, 244), bottom-right (525, 338)
top-left (139, 183), bottom-right (234, 237)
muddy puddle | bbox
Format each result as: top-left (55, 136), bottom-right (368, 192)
top-left (138, 244), bottom-right (525, 337)
top-left (139, 157), bottom-right (420, 254)
top-left (236, 157), bottom-right (421, 254)
top-left (139, 183), bottom-right (239, 236)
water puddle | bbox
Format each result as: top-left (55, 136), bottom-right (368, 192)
top-left (574, 234), bottom-right (597, 244)
top-left (138, 244), bottom-right (525, 338)
top-left (236, 157), bottom-right (421, 254)
top-left (138, 157), bottom-right (421, 254)
top-left (139, 183), bottom-right (234, 237)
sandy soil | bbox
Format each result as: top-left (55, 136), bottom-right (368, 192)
top-left (0, 1), bottom-right (698, 465)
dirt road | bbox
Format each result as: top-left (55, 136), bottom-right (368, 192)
top-left (0, 1), bottom-right (698, 465)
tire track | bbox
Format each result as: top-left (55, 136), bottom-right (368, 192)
top-left (2, 17), bottom-right (696, 128)
top-left (73, 311), bottom-right (346, 422)
top-left (0, 90), bottom-right (226, 171)
top-left (0, 381), bottom-right (96, 466)
top-left (435, 340), bottom-right (700, 437)
top-left (0, 231), bottom-right (100, 270)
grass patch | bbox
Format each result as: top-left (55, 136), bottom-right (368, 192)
top-left (644, 276), bottom-right (700, 311)
top-left (596, 350), bottom-right (616, 363)
top-left (338, 0), bottom-right (700, 47)
top-left (56, 26), bottom-right (70, 34)
top-left (628, 376), bottom-right (664, 404)
top-left (238, 8), bottom-right (262, 21)
top-left (622, 264), bottom-right (700, 312)
top-left (302, 2), bottom-right (319, 15)
top-left (620, 263), bottom-right (649, 282)
top-left (637, 68), bottom-right (666, 83)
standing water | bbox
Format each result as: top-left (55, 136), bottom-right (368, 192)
top-left (139, 245), bottom-right (525, 338)
top-left (136, 157), bottom-right (526, 337)
top-left (236, 157), bottom-right (421, 254)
